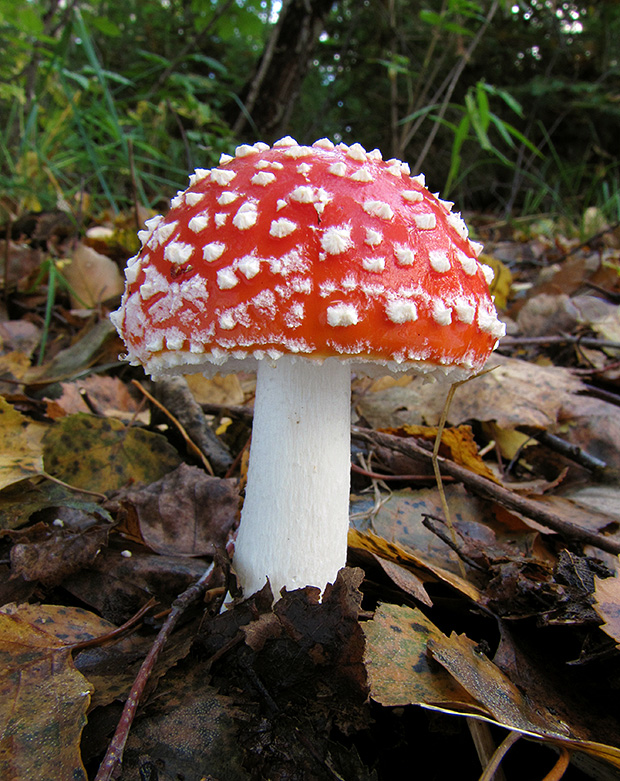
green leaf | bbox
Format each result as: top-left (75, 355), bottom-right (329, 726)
top-left (475, 81), bottom-right (490, 133)
top-left (465, 91), bottom-right (491, 151)
top-left (88, 16), bottom-right (122, 37)
top-left (419, 9), bottom-right (473, 35)
top-left (446, 114), bottom-right (470, 192)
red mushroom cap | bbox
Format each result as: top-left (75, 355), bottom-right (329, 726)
top-left (111, 137), bottom-right (504, 379)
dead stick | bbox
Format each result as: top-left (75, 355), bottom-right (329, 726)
top-left (351, 426), bottom-right (620, 556)
top-left (94, 563), bottom-right (215, 781)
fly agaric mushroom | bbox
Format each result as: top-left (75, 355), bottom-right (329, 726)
top-left (111, 137), bottom-right (505, 600)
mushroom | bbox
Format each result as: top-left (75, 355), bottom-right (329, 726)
top-left (110, 137), bottom-right (505, 600)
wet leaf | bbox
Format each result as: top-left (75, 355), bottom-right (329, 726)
top-left (43, 413), bottom-right (182, 493)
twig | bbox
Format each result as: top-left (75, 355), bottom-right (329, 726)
top-left (498, 335), bottom-right (620, 351)
top-left (351, 462), bottom-right (451, 482)
top-left (94, 562), bottom-right (216, 781)
top-left (478, 730), bottom-right (521, 781)
top-left (542, 746), bottom-right (571, 781)
top-left (351, 426), bottom-right (620, 556)
top-left (42, 471), bottom-right (108, 501)
top-left (131, 379), bottom-right (214, 475)
top-left (68, 598), bottom-right (157, 651)
top-left (521, 428), bottom-right (607, 473)
top-left (422, 514), bottom-right (486, 571)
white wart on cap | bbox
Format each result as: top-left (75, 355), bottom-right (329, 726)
top-left (111, 137), bottom-right (505, 381)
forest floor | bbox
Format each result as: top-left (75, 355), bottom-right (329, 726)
top-left (2, 208), bottom-right (620, 780)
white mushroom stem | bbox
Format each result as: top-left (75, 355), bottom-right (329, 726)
top-left (232, 355), bottom-right (352, 599)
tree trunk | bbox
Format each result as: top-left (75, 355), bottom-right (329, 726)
top-left (232, 0), bottom-right (335, 141)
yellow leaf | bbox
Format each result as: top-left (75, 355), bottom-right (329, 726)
top-left (0, 397), bottom-right (47, 490)
top-left (0, 604), bottom-right (92, 780)
top-left (479, 254), bottom-right (512, 309)
top-left (363, 602), bottom-right (483, 710)
top-left (385, 424), bottom-right (498, 482)
top-left (348, 528), bottom-right (482, 603)
top-left (43, 413), bottom-right (182, 493)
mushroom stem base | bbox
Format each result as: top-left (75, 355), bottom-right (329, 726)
top-left (233, 356), bottom-right (352, 599)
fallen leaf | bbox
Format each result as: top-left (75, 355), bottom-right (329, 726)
top-left (365, 602), bottom-right (620, 771)
top-left (593, 573), bottom-right (620, 648)
top-left (52, 375), bottom-right (147, 422)
top-left (348, 526), bottom-right (482, 603)
top-left (517, 293), bottom-right (580, 336)
top-left (7, 522), bottom-right (109, 586)
top-left (43, 413), bottom-right (182, 493)
top-left (23, 319), bottom-right (117, 384)
top-left (0, 319), bottom-right (41, 358)
top-left (64, 547), bottom-right (212, 624)
top-left (479, 254), bottom-right (512, 309)
top-left (428, 629), bottom-right (570, 738)
top-left (0, 397), bottom-right (47, 490)
top-left (116, 464), bottom-right (238, 556)
top-left (356, 355), bottom-right (584, 430)
top-left (372, 555), bottom-right (433, 606)
top-left (363, 602), bottom-right (484, 711)
top-left (185, 372), bottom-right (245, 405)
top-left (385, 424), bottom-right (498, 481)
top-left (0, 604), bottom-right (92, 780)
top-left (0, 479), bottom-right (112, 531)
top-left (120, 662), bottom-right (249, 780)
top-left (63, 241), bottom-right (124, 307)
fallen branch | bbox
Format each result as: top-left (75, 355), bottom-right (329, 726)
top-left (351, 426), bottom-right (620, 556)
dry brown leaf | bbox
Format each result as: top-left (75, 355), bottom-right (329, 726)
top-left (116, 464), bottom-right (238, 556)
top-left (356, 355), bottom-right (584, 430)
top-left (185, 372), bottom-right (245, 405)
top-left (593, 574), bottom-right (620, 648)
top-left (7, 522), bottom-right (109, 586)
top-left (52, 375), bottom-right (147, 423)
top-left (63, 241), bottom-right (124, 307)
top-left (516, 293), bottom-right (580, 336)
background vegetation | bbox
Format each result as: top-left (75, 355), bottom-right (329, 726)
top-left (1, 0), bottom-right (619, 223)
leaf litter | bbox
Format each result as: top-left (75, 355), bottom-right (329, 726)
top-left (1, 210), bottom-right (620, 779)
